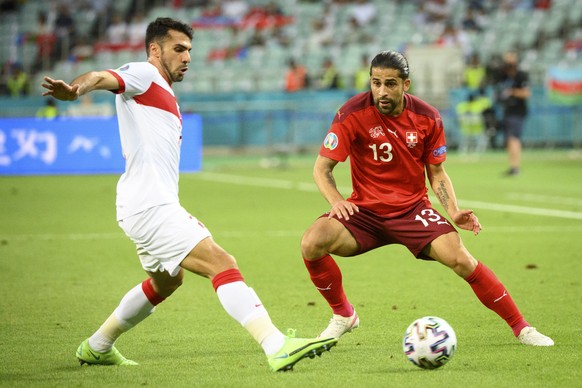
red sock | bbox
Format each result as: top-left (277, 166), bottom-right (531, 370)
top-left (465, 261), bottom-right (529, 336)
top-left (303, 255), bottom-right (353, 317)
top-left (141, 278), bottom-right (166, 306)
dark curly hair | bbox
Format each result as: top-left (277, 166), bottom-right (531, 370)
top-left (145, 17), bottom-right (194, 55)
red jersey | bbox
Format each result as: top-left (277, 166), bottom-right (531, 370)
top-left (319, 92), bottom-right (447, 217)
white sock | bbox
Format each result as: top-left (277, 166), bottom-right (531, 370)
top-left (216, 282), bottom-right (285, 355)
top-left (88, 282), bottom-right (155, 352)
top-left (113, 282), bottom-right (155, 326)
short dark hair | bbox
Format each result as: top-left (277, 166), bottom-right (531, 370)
top-left (370, 50), bottom-right (410, 80)
top-left (145, 17), bottom-right (194, 55)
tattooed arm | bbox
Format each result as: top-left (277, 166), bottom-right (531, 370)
top-left (427, 163), bottom-right (482, 235)
top-left (313, 155), bottom-right (359, 220)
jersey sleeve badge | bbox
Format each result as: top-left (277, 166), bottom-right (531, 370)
top-left (432, 145), bottom-right (447, 157)
top-left (323, 132), bottom-right (339, 150)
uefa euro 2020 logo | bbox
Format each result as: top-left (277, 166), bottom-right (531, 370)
top-left (323, 132), bottom-right (338, 150)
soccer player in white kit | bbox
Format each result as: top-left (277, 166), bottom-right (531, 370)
top-left (41, 17), bottom-right (336, 372)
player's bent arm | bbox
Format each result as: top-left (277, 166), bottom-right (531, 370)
top-left (426, 162), bottom-right (460, 217)
top-left (427, 162), bottom-right (482, 235)
top-left (313, 155), bottom-right (344, 205)
top-left (313, 155), bottom-right (358, 219)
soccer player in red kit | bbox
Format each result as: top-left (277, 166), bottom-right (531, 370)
top-left (300, 50), bottom-right (553, 346)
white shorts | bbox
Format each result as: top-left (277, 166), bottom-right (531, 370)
top-left (118, 203), bottom-right (212, 277)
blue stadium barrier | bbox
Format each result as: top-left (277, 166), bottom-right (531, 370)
top-left (0, 115), bottom-right (202, 175)
top-left (1, 89), bottom-right (580, 153)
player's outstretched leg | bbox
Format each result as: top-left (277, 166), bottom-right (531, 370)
top-left (211, 269), bottom-right (339, 371)
top-left (429, 233), bottom-right (554, 346)
top-left (465, 261), bottom-right (554, 346)
top-left (268, 336), bottom-right (338, 372)
top-left (319, 309), bottom-right (360, 339)
top-left (76, 338), bottom-right (138, 366)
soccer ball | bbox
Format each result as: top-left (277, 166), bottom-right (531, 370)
top-left (402, 316), bottom-right (457, 369)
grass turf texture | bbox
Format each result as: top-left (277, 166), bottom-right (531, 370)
top-left (1, 149), bottom-right (581, 387)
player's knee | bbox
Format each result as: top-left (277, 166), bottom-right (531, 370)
top-left (450, 251), bottom-right (477, 278)
top-left (208, 252), bottom-right (238, 277)
top-left (165, 277), bottom-right (183, 295)
top-left (300, 227), bottom-right (328, 258)
top-left (217, 252), bottom-right (237, 267)
top-left (154, 272), bottom-right (183, 297)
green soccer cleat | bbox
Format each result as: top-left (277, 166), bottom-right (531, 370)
top-left (76, 338), bottom-right (138, 366)
top-left (267, 336), bottom-right (338, 372)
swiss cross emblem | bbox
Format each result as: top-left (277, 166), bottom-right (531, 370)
top-left (406, 131), bottom-right (418, 148)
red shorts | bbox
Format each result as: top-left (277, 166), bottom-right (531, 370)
top-left (321, 200), bottom-right (457, 260)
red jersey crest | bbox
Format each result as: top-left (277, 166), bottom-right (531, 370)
top-left (406, 131), bottom-right (418, 148)
top-left (369, 126), bottom-right (385, 138)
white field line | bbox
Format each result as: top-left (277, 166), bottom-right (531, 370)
top-left (193, 172), bottom-right (582, 221)
top-left (192, 171), bottom-right (348, 192)
top-left (454, 199), bottom-right (582, 220)
top-left (476, 225), bottom-right (582, 232)
top-left (506, 192), bottom-right (582, 207)
top-left (3, 174), bottom-right (580, 241)
top-left (0, 232), bottom-right (124, 241)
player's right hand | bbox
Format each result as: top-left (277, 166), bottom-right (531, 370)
top-left (328, 200), bottom-right (359, 221)
top-left (41, 77), bottom-right (80, 101)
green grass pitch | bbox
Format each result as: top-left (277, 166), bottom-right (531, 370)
top-left (1, 149), bottom-right (581, 387)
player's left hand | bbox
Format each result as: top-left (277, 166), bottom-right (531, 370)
top-left (41, 77), bottom-right (80, 101)
top-left (452, 209), bottom-right (482, 235)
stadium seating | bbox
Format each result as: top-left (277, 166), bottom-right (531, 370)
top-left (1, 0), bottom-right (580, 149)
top-left (2, 1), bottom-right (579, 95)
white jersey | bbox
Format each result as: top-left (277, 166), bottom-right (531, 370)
top-left (107, 62), bottom-right (183, 220)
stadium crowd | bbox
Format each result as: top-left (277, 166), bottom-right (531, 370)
top-left (0, 0), bottom-right (582, 97)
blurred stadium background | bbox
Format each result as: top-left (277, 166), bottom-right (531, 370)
top-left (0, 0), bottom-right (581, 156)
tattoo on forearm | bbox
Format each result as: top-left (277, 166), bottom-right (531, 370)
top-left (326, 171), bottom-right (337, 188)
top-left (436, 180), bottom-right (450, 210)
